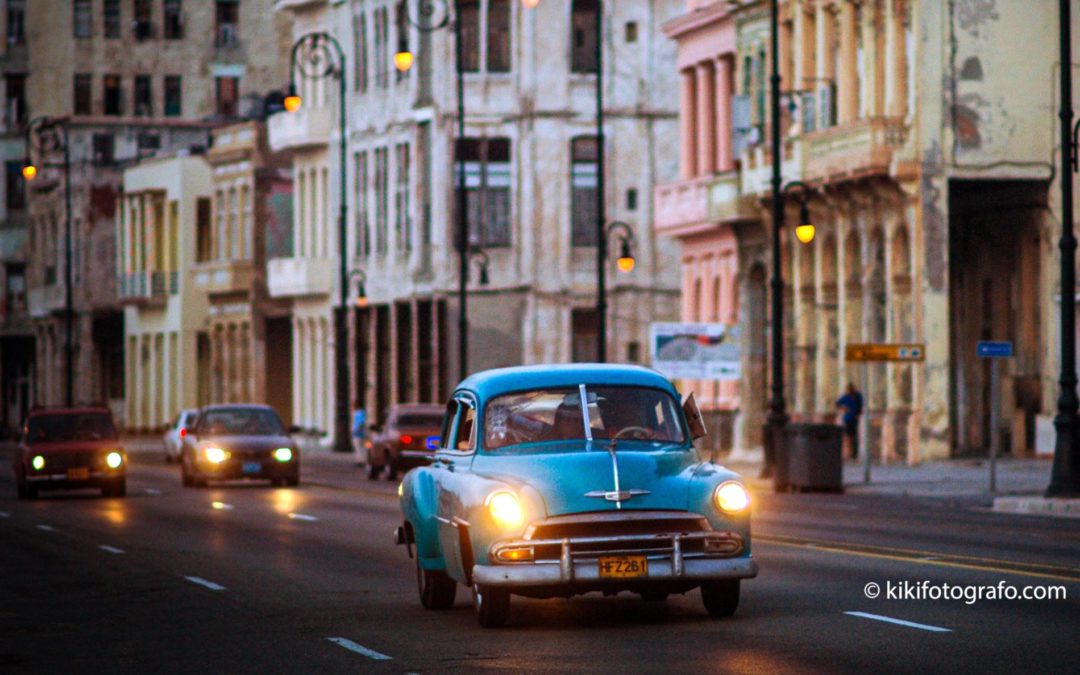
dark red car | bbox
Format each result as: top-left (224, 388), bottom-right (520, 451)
top-left (13, 407), bottom-right (127, 499)
top-left (364, 403), bottom-right (444, 480)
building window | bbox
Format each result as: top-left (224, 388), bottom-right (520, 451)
top-left (5, 161), bottom-right (26, 211)
top-left (459, 0), bottom-right (480, 72)
top-left (7, 0), bottom-right (25, 45)
top-left (626, 188), bottom-right (637, 211)
top-left (73, 0), bottom-right (91, 38)
top-left (103, 0), bottom-right (120, 38)
top-left (215, 0), bottom-right (238, 47)
top-left (73, 74), bottom-right (92, 115)
top-left (196, 197), bottom-right (212, 263)
top-left (374, 147), bottom-right (388, 254)
top-left (93, 134), bottom-right (115, 166)
top-left (355, 151), bottom-right (368, 256)
top-left (354, 11), bottom-right (367, 93)
top-left (137, 133), bottom-right (160, 152)
top-left (5, 263), bottom-right (26, 315)
top-left (133, 0), bottom-right (154, 40)
top-left (570, 136), bottom-right (599, 246)
top-left (487, 0), bottom-right (511, 72)
top-left (571, 0), bottom-right (598, 74)
top-left (164, 75), bottom-right (182, 117)
top-left (164, 0), bottom-right (183, 39)
top-left (134, 75), bottom-right (153, 116)
top-left (215, 77), bottom-right (238, 117)
top-left (103, 75), bottom-right (123, 115)
top-left (625, 21), bottom-right (637, 43)
top-left (5, 74), bottom-right (26, 128)
top-left (394, 143), bottom-right (411, 251)
top-left (455, 138), bottom-right (511, 248)
top-left (374, 7), bottom-right (388, 88)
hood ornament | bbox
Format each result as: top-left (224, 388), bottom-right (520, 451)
top-left (585, 489), bottom-right (651, 502)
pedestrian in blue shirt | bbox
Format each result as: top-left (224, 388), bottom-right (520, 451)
top-left (836, 383), bottom-right (863, 460)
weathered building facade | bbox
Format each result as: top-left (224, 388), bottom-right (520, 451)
top-left (270, 0), bottom-right (684, 440)
top-left (18, 0), bottom-right (291, 429)
top-left (658, 0), bottom-right (1079, 462)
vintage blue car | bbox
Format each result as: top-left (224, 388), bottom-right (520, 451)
top-left (396, 364), bottom-right (757, 627)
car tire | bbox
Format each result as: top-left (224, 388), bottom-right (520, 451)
top-left (416, 556), bottom-right (456, 610)
top-left (285, 476), bottom-right (300, 487)
top-left (386, 465), bottom-right (398, 481)
top-left (366, 461), bottom-right (381, 481)
top-left (181, 463), bottom-right (193, 487)
top-left (15, 473), bottom-right (28, 500)
top-left (102, 478), bottom-right (126, 498)
top-left (473, 584), bottom-right (510, 628)
top-left (700, 580), bottom-right (740, 618)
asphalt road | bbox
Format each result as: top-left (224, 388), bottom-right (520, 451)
top-left (1, 442), bottom-right (1077, 674)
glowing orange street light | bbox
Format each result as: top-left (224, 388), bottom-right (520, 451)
top-left (794, 202), bottom-right (815, 244)
top-left (616, 238), bottom-right (635, 273)
top-left (283, 85), bottom-right (302, 113)
top-left (394, 50), bottom-right (415, 72)
top-left (21, 164), bottom-right (36, 180)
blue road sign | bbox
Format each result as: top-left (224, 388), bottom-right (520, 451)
top-left (977, 341), bottom-right (1013, 358)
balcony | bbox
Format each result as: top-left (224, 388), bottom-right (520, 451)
top-left (267, 106), bottom-right (332, 152)
top-left (118, 271), bottom-right (175, 307)
top-left (28, 284), bottom-right (65, 318)
top-left (740, 139), bottom-right (804, 196)
top-left (267, 257), bottom-right (332, 298)
top-left (274, 0), bottom-right (327, 9)
top-left (803, 117), bottom-right (907, 184)
top-left (655, 172), bottom-right (757, 239)
top-left (194, 260), bottom-right (256, 296)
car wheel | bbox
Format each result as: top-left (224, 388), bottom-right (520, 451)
top-left (285, 476), bottom-right (300, 487)
top-left (15, 473), bottom-right (27, 500)
top-left (415, 556), bottom-right (456, 610)
top-left (472, 584), bottom-right (510, 628)
top-left (181, 462), bottom-right (193, 487)
top-left (366, 461), bottom-right (381, 481)
top-left (700, 580), bottom-right (740, 618)
top-left (386, 466), bottom-right (398, 481)
top-left (102, 478), bottom-right (126, 498)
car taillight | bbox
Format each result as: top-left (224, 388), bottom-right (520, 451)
top-left (400, 434), bottom-right (413, 446)
top-left (179, 428), bottom-right (187, 439)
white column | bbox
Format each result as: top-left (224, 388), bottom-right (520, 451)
top-left (291, 317), bottom-right (302, 425)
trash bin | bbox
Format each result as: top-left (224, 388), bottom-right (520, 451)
top-left (782, 423), bottom-right (844, 493)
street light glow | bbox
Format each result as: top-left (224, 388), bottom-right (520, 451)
top-left (522, 0), bottom-right (541, 7)
top-left (21, 164), bottom-right (36, 180)
top-left (616, 238), bottom-right (635, 273)
top-left (795, 223), bottom-right (815, 244)
top-left (284, 94), bottom-right (302, 113)
top-left (394, 50), bottom-right (415, 72)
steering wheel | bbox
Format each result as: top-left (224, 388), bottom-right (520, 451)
top-left (614, 426), bottom-right (652, 440)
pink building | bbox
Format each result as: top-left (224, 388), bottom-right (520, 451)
top-left (654, 1), bottom-right (761, 452)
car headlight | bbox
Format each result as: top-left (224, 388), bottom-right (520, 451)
top-left (203, 446), bottom-right (228, 464)
top-left (273, 447), bottom-right (293, 462)
top-left (714, 481), bottom-right (750, 513)
top-left (485, 490), bottom-right (524, 530)
top-left (105, 452), bottom-right (123, 469)
top-left (31, 455), bottom-right (44, 471)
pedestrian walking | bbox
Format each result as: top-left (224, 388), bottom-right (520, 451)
top-left (836, 383), bottom-right (863, 460)
top-left (351, 401), bottom-right (367, 459)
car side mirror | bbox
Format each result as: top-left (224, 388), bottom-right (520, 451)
top-left (682, 392), bottom-right (708, 440)
top-left (287, 425), bottom-right (302, 434)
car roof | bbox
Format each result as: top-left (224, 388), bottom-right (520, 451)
top-left (456, 364), bottom-right (678, 400)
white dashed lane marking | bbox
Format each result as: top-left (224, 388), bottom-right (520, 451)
top-left (145, 488), bottom-right (162, 495)
top-left (99, 545), bottom-right (125, 555)
top-left (326, 637), bottom-right (392, 661)
top-left (288, 513), bottom-right (318, 522)
top-left (0, 511), bottom-right (9, 518)
top-left (211, 501), bottom-right (234, 511)
top-left (36, 524), bottom-right (54, 532)
top-left (185, 576), bottom-right (226, 591)
top-left (845, 611), bottom-right (952, 633)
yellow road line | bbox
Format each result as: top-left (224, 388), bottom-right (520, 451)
top-left (756, 535), bottom-right (1080, 584)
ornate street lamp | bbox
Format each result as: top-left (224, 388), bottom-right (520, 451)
top-left (285, 32), bottom-right (350, 453)
top-left (23, 116), bottom-right (74, 407)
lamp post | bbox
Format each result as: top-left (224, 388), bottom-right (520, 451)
top-left (285, 33), bottom-right (350, 453)
top-left (595, 220), bottom-right (637, 359)
top-left (1048, 0), bottom-right (1080, 497)
top-left (592, 1), bottom-right (609, 362)
top-left (23, 116), bottom-right (73, 407)
top-left (394, 0), bottom-right (474, 378)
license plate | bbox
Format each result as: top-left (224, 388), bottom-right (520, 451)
top-left (598, 556), bottom-right (648, 578)
top-left (242, 461), bottom-right (262, 474)
top-left (425, 436), bottom-right (440, 450)
top-left (67, 467), bottom-right (89, 480)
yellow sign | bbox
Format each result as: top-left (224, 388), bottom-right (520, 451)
top-left (845, 343), bottom-right (925, 362)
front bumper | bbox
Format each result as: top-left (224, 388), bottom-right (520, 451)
top-left (473, 555), bottom-right (757, 586)
top-left (196, 459), bottom-right (297, 480)
top-left (26, 470), bottom-right (123, 489)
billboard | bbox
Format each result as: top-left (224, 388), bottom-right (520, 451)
top-left (649, 322), bottom-right (740, 381)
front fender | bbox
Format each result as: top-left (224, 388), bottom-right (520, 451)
top-left (401, 467), bottom-right (445, 570)
top-left (689, 462), bottom-right (753, 554)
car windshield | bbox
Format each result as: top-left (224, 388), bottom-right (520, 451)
top-left (395, 413), bottom-right (443, 428)
top-left (199, 408), bottom-right (284, 436)
top-left (27, 413), bottom-right (118, 442)
top-left (483, 386), bottom-right (686, 450)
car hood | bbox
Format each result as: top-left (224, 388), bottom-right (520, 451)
top-left (26, 440), bottom-right (121, 454)
top-left (469, 442), bottom-right (697, 516)
top-left (199, 435), bottom-right (295, 452)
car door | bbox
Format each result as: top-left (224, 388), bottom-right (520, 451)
top-left (434, 394), bottom-right (477, 582)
